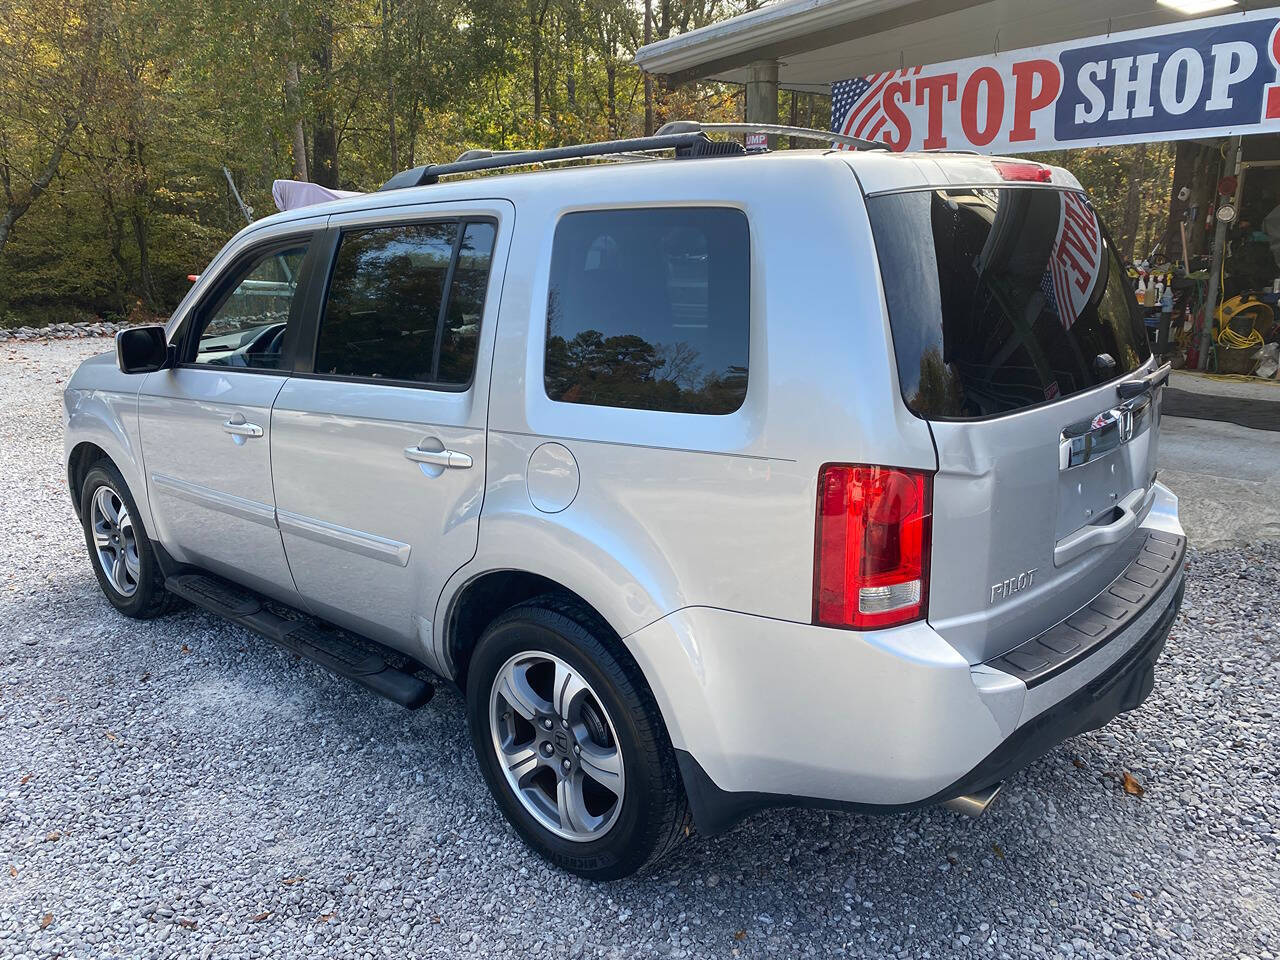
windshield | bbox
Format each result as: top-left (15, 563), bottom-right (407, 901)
top-left (867, 187), bottom-right (1149, 420)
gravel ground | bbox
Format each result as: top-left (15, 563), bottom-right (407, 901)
top-left (2, 338), bottom-right (1279, 960)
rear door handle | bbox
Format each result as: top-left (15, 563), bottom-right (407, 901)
top-left (404, 446), bottom-right (472, 469)
top-left (222, 419), bottom-right (264, 438)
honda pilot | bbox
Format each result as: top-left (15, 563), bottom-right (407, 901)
top-left (63, 124), bottom-right (1185, 879)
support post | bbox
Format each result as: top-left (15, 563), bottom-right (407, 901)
top-left (1199, 135), bottom-right (1241, 371)
top-left (744, 60), bottom-right (779, 149)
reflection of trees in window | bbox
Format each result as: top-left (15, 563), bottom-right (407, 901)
top-left (910, 347), bottom-right (965, 417)
top-left (547, 329), bottom-right (745, 414)
top-left (316, 223), bottom-right (453, 381)
top-left (543, 208), bottom-right (749, 415)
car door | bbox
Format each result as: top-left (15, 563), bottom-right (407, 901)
top-left (269, 202), bottom-right (510, 653)
top-left (139, 228), bottom-right (323, 604)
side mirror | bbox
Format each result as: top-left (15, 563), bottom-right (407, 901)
top-left (115, 325), bottom-right (172, 374)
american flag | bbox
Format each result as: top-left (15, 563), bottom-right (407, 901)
top-left (1043, 192), bottom-right (1102, 332)
top-left (830, 67), bottom-right (923, 147)
top-left (1039, 269), bottom-right (1063, 326)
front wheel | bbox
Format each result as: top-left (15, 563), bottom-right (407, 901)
top-left (79, 461), bottom-right (180, 619)
top-left (466, 598), bottom-right (689, 879)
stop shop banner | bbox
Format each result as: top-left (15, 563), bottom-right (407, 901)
top-left (830, 8), bottom-right (1280, 154)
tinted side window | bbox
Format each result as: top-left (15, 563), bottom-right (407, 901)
top-left (437, 221), bottom-right (497, 386)
top-left (317, 223), bottom-right (456, 383)
top-left (192, 242), bottom-right (310, 370)
top-left (545, 208), bottom-right (749, 414)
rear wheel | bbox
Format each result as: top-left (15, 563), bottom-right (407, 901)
top-left (466, 598), bottom-right (688, 879)
top-left (79, 461), bottom-right (180, 619)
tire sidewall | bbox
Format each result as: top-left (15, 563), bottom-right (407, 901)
top-left (466, 611), bottom-right (660, 879)
top-left (80, 463), bottom-right (160, 617)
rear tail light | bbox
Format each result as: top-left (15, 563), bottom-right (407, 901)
top-left (813, 464), bottom-right (932, 630)
top-left (992, 160), bottom-right (1052, 182)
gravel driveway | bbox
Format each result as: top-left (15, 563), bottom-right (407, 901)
top-left (3, 339), bottom-right (1278, 960)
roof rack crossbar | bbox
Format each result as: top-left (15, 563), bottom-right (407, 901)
top-left (379, 132), bottom-right (710, 191)
top-left (656, 120), bottom-right (888, 152)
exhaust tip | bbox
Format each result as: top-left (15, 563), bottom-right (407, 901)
top-left (942, 782), bottom-right (1003, 818)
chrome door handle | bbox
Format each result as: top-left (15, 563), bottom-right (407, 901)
top-left (403, 446), bottom-right (472, 469)
top-left (222, 419), bottom-right (264, 438)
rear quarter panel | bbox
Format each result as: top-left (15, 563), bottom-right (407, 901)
top-left (440, 154), bottom-right (937, 668)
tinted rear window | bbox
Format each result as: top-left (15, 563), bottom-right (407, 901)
top-left (544, 207), bottom-right (750, 415)
top-left (868, 188), bottom-right (1149, 419)
top-left (316, 219), bottom-right (495, 386)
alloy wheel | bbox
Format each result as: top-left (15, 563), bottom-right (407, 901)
top-left (90, 484), bottom-right (140, 598)
top-left (489, 650), bottom-right (625, 842)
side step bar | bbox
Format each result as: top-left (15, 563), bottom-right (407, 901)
top-left (166, 573), bottom-right (434, 709)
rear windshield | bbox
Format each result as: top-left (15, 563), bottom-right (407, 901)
top-left (867, 187), bottom-right (1149, 420)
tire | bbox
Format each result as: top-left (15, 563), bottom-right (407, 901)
top-left (466, 596), bottom-right (689, 880)
top-left (79, 460), bottom-right (181, 619)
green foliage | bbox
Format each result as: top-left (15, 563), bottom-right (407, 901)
top-left (0, 0), bottom-right (1174, 324)
top-left (0, 0), bottom-right (751, 322)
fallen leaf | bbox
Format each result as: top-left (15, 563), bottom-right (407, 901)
top-left (105, 732), bottom-right (117, 742)
top-left (734, 930), bottom-right (747, 941)
top-left (20, 774), bottom-right (31, 784)
top-left (252, 912), bottom-right (270, 923)
top-left (1071, 756), bottom-right (1087, 770)
top-left (1132, 890), bottom-right (1144, 900)
top-left (282, 876), bottom-right (305, 886)
top-left (40, 914), bottom-right (53, 929)
top-left (44, 831), bottom-right (60, 843)
top-left (992, 843), bottom-right (1005, 860)
top-left (1121, 771), bottom-right (1145, 797)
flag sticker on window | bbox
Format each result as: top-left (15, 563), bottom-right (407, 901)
top-left (1043, 192), bottom-right (1102, 331)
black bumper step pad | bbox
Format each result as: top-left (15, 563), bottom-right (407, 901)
top-left (985, 532), bottom-right (1187, 688)
top-left (166, 573), bottom-right (434, 709)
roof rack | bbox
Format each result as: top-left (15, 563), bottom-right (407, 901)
top-left (376, 120), bottom-right (887, 192)
top-left (655, 120), bottom-right (887, 152)
top-left (379, 131), bottom-right (733, 191)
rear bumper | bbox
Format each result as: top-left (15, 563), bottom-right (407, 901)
top-left (623, 488), bottom-right (1187, 836)
top-left (674, 571), bottom-right (1183, 834)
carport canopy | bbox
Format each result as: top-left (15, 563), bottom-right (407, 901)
top-left (634, 0), bottom-right (1243, 94)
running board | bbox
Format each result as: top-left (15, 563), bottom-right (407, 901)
top-left (165, 573), bottom-right (434, 709)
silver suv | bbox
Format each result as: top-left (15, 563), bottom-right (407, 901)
top-left (63, 124), bottom-right (1186, 879)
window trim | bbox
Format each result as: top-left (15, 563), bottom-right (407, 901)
top-left (175, 232), bottom-right (322, 376)
top-left (541, 205), bottom-right (752, 417)
top-left (296, 215), bottom-right (499, 394)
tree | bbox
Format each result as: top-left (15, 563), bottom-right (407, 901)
top-left (0, 0), bottom-right (104, 258)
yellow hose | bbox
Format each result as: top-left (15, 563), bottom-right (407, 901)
top-left (1217, 324), bottom-right (1265, 349)
top-left (1215, 296), bottom-right (1271, 350)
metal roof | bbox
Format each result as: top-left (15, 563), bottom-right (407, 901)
top-left (633, 0), bottom-right (1242, 90)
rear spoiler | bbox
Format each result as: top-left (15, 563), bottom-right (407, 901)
top-left (1116, 363), bottom-right (1171, 400)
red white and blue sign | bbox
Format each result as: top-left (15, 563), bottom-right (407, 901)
top-left (831, 9), bottom-right (1280, 154)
